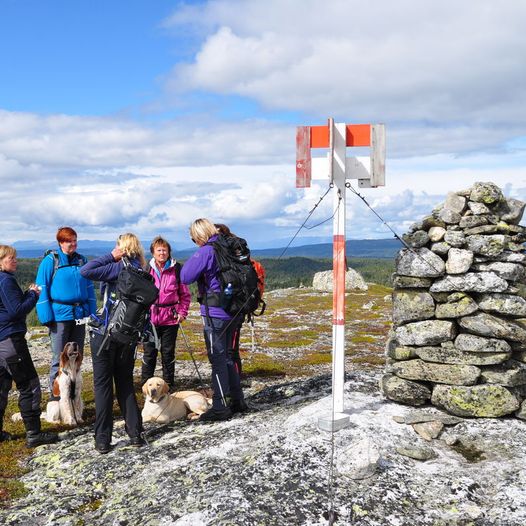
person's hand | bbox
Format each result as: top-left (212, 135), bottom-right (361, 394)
top-left (175, 314), bottom-right (185, 324)
top-left (28, 284), bottom-right (41, 295)
top-left (111, 246), bottom-right (125, 261)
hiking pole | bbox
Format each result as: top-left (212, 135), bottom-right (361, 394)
top-left (178, 323), bottom-right (206, 389)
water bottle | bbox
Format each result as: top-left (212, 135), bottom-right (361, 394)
top-left (221, 282), bottom-right (233, 310)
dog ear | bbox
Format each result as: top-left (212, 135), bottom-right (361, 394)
top-left (161, 380), bottom-right (169, 396)
top-left (59, 347), bottom-right (67, 369)
top-left (142, 381), bottom-right (149, 396)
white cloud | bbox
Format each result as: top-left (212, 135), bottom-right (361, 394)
top-left (165, 0), bottom-right (526, 155)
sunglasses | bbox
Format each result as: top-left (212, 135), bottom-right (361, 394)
top-left (191, 238), bottom-right (197, 244)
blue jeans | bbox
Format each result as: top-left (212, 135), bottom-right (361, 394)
top-left (48, 321), bottom-right (86, 393)
top-left (202, 316), bottom-right (243, 409)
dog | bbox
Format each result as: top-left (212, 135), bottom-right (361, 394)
top-left (46, 342), bottom-right (84, 425)
top-left (11, 342), bottom-right (84, 426)
top-left (141, 377), bottom-right (211, 423)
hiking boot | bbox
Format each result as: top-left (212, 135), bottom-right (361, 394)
top-left (230, 399), bottom-right (249, 414)
top-left (95, 442), bottom-right (112, 455)
top-left (199, 406), bottom-right (233, 423)
top-left (26, 431), bottom-right (59, 448)
top-left (129, 435), bottom-right (146, 448)
top-left (0, 430), bottom-right (14, 442)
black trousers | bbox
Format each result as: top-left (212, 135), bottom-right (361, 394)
top-left (141, 325), bottom-right (179, 388)
top-left (90, 332), bottom-right (143, 445)
top-left (203, 316), bottom-right (243, 410)
top-left (0, 332), bottom-right (42, 433)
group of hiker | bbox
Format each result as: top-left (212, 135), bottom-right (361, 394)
top-left (0, 219), bottom-right (264, 452)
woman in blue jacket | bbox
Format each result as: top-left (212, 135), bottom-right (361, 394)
top-left (0, 245), bottom-right (58, 447)
top-left (80, 233), bottom-right (145, 454)
top-left (36, 227), bottom-right (97, 395)
top-left (180, 218), bottom-right (246, 422)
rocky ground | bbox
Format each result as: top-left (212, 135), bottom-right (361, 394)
top-left (2, 287), bottom-right (526, 525)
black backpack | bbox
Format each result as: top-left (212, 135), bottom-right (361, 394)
top-left (100, 258), bottom-right (159, 349)
top-left (207, 235), bottom-right (265, 318)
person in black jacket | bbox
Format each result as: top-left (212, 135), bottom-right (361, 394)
top-left (0, 245), bottom-right (58, 447)
top-left (80, 233), bottom-right (146, 454)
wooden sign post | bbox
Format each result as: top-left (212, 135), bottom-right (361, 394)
top-left (296, 118), bottom-right (385, 431)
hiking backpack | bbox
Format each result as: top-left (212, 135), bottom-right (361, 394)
top-left (207, 235), bottom-right (265, 318)
top-left (100, 258), bottom-right (159, 349)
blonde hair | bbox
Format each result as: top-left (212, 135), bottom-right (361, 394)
top-left (0, 245), bottom-right (16, 271)
top-left (189, 218), bottom-right (218, 246)
top-left (117, 233), bottom-right (146, 268)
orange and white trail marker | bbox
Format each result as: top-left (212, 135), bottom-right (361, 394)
top-left (296, 118), bottom-right (386, 432)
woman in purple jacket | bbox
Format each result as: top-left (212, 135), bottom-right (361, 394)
top-left (80, 233), bottom-right (146, 453)
top-left (180, 219), bottom-right (246, 422)
top-left (140, 236), bottom-right (191, 391)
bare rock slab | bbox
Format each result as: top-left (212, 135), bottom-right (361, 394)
top-left (432, 384), bottom-right (520, 417)
top-left (393, 359), bottom-right (480, 385)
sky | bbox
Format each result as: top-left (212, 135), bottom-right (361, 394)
top-left (1, 0), bottom-right (526, 250)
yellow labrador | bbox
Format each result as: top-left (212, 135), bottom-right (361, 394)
top-left (141, 377), bottom-right (211, 423)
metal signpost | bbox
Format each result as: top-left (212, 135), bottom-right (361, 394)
top-left (296, 118), bottom-right (385, 431)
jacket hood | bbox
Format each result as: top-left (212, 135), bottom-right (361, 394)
top-left (149, 257), bottom-right (178, 270)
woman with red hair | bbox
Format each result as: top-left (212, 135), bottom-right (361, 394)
top-left (36, 227), bottom-right (97, 396)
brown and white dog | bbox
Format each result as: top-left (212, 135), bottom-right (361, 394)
top-left (46, 342), bottom-right (84, 425)
top-left (141, 377), bottom-right (211, 423)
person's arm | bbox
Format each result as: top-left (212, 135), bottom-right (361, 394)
top-left (0, 277), bottom-right (38, 320)
top-left (35, 254), bottom-right (55, 325)
top-left (180, 248), bottom-right (209, 285)
top-left (176, 281), bottom-right (192, 320)
top-left (80, 253), bottom-right (121, 282)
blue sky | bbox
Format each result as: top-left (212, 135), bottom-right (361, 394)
top-left (1, 0), bottom-right (526, 249)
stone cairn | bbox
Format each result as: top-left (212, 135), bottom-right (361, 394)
top-left (381, 182), bottom-right (526, 418)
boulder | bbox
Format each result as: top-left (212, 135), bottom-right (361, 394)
top-left (312, 269), bottom-right (368, 291)
top-left (430, 242), bottom-right (451, 255)
top-left (387, 345), bottom-right (418, 361)
top-left (392, 275), bottom-right (433, 289)
top-left (392, 290), bottom-right (436, 325)
top-left (415, 345), bottom-right (510, 366)
top-left (477, 293), bottom-right (526, 317)
top-left (496, 197), bottom-right (526, 225)
top-left (459, 215), bottom-right (489, 229)
top-left (480, 362), bottom-right (526, 387)
top-left (468, 201), bottom-right (491, 215)
top-left (471, 261), bottom-right (526, 282)
top-left (412, 421), bottom-right (444, 441)
top-left (445, 248), bottom-right (474, 275)
top-left (395, 320), bottom-right (457, 346)
top-left (458, 312), bottom-right (526, 342)
top-left (443, 230), bottom-right (465, 248)
top-left (393, 359), bottom-right (480, 385)
top-left (444, 192), bottom-right (467, 214)
top-left (395, 248), bottom-right (446, 278)
top-left (402, 230), bottom-right (429, 248)
top-left (434, 294), bottom-right (478, 319)
top-left (466, 234), bottom-right (507, 257)
top-left (428, 226), bottom-right (446, 242)
top-left (439, 208), bottom-right (461, 224)
top-left (431, 384), bottom-right (520, 417)
top-left (469, 182), bottom-right (504, 205)
top-left (454, 333), bottom-right (512, 354)
top-left (429, 272), bottom-right (508, 293)
top-left (379, 374), bottom-right (431, 406)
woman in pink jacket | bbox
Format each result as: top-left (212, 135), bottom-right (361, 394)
top-left (140, 236), bottom-right (191, 391)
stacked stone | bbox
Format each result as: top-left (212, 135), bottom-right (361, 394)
top-left (381, 182), bottom-right (526, 418)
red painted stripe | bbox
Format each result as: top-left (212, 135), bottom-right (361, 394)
top-left (309, 124), bottom-right (371, 148)
top-left (333, 234), bottom-right (346, 323)
top-left (332, 319), bottom-right (345, 326)
top-left (296, 126), bottom-right (311, 188)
